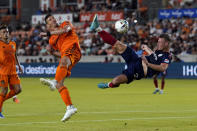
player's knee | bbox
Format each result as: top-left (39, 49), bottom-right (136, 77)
top-left (15, 85), bottom-right (22, 94)
top-left (111, 78), bottom-right (120, 86)
top-left (60, 56), bottom-right (71, 67)
top-left (60, 60), bottom-right (67, 67)
top-left (0, 87), bottom-right (8, 95)
top-left (114, 41), bottom-right (127, 54)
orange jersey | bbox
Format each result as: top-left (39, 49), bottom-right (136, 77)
top-left (0, 40), bottom-right (17, 75)
top-left (49, 21), bottom-right (80, 55)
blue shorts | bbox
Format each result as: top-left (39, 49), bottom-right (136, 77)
top-left (121, 47), bottom-right (144, 83)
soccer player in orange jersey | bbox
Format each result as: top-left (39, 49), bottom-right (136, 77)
top-left (40, 14), bottom-right (81, 122)
top-left (0, 24), bottom-right (22, 118)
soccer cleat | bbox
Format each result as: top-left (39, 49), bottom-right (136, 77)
top-left (61, 106), bottom-right (77, 122)
top-left (0, 112), bottom-right (4, 119)
top-left (40, 78), bottom-right (57, 91)
top-left (13, 97), bottom-right (20, 104)
top-left (98, 83), bottom-right (109, 89)
top-left (90, 14), bottom-right (100, 31)
top-left (153, 89), bottom-right (160, 94)
top-left (159, 90), bottom-right (164, 94)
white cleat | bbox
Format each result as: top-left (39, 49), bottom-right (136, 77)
top-left (159, 90), bottom-right (164, 94)
top-left (61, 106), bottom-right (77, 122)
top-left (40, 78), bottom-right (57, 91)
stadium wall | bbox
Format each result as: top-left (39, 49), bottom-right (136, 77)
top-left (18, 63), bottom-right (197, 79)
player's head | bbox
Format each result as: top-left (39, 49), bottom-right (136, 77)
top-left (45, 14), bottom-right (57, 29)
top-left (0, 24), bottom-right (9, 41)
top-left (157, 34), bottom-right (170, 51)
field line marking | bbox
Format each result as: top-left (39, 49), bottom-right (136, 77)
top-left (0, 116), bottom-right (197, 126)
top-left (5, 109), bottom-right (197, 117)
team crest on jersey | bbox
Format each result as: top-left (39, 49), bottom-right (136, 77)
top-left (164, 59), bottom-right (169, 63)
top-left (1, 80), bottom-right (5, 85)
top-left (11, 44), bottom-right (15, 49)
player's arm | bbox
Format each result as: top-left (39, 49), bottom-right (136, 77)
top-left (142, 56), bottom-right (168, 72)
top-left (15, 54), bottom-right (23, 73)
top-left (50, 25), bottom-right (72, 35)
top-left (147, 63), bottom-right (168, 72)
top-left (40, 22), bottom-right (72, 37)
top-left (141, 44), bottom-right (154, 55)
top-left (46, 45), bottom-right (61, 58)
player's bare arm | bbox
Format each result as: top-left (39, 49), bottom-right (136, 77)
top-left (142, 56), bottom-right (168, 72)
top-left (15, 54), bottom-right (23, 74)
top-left (141, 44), bottom-right (154, 55)
top-left (46, 45), bottom-right (61, 58)
top-left (50, 25), bottom-right (72, 35)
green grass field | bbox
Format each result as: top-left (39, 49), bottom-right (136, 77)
top-left (0, 78), bottom-right (197, 131)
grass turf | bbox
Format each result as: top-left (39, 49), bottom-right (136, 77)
top-left (0, 78), bottom-right (197, 131)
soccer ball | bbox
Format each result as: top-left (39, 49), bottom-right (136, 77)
top-left (115, 19), bottom-right (129, 33)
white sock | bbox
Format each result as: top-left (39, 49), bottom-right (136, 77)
top-left (96, 27), bottom-right (102, 32)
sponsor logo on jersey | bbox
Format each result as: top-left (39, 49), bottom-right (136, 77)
top-left (164, 59), bottom-right (169, 63)
top-left (158, 54), bottom-right (163, 57)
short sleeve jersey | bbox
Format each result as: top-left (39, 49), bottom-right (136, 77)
top-left (0, 40), bottom-right (17, 75)
top-left (145, 50), bottom-right (171, 77)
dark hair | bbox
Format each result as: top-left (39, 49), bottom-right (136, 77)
top-left (159, 34), bottom-right (170, 43)
top-left (45, 14), bottom-right (52, 24)
top-left (0, 24), bottom-right (8, 30)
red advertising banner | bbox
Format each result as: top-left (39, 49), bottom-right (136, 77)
top-left (80, 11), bottom-right (124, 22)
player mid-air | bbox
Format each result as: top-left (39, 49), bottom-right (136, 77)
top-left (90, 15), bottom-right (171, 89)
top-left (0, 24), bottom-right (22, 118)
top-left (39, 14), bottom-right (81, 122)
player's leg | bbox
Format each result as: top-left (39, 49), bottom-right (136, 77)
top-left (9, 84), bottom-right (20, 103)
top-left (0, 87), bottom-right (8, 118)
top-left (4, 84), bottom-right (21, 101)
top-left (4, 75), bottom-right (22, 101)
top-left (0, 75), bottom-right (9, 118)
top-left (153, 75), bottom-right (160, 94)
top-left (59, 46), bottom-right (81, 122)
top-left (90, 15), bottom-right (125, 52)
top-left (98, 74), bottom-right (128, 89)
top-left (160, 71), bottom-right (166, 94)
top-left (98, 41), bottom-right (142, 89)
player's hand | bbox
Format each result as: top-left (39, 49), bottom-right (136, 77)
top-left (141, 56), bottom-right (149, 66)
top-left (141, 44), bottom-right (148, 51)
top-left (39, 32), bottom-right (47, 37)
top-left (46, 45), bottom-right (53, 55)
top-left (19, 66), bottom-right (23, 74)
top-left (64, 25), bottom-right (71, 32)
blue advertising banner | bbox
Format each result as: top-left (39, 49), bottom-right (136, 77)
top-left (159, 8), bottom-right (197, 19)
top-left (17, 63), bottom-right (197, 79)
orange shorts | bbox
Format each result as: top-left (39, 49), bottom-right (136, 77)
top-left (61, 43), bottom-right (81, 77)
top-left (0, 74), bottom-right (20, 88)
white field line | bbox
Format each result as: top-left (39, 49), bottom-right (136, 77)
top-left (0, 116), bottom-right (197, 126)
top-left (5, 109), bottom-right (197, 117)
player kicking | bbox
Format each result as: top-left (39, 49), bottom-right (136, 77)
top-left (152, 70), bottom-right (167, 94)
top-left (0, 24), bottom-right (22, 118)
top-left (90, 15), bottom-right (171, 89)
top-left (39, 14), bottom-right (81, 122)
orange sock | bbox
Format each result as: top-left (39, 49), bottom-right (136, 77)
top-left (0, 93), bottom-right (5, 112)
top-left (58, 86), bottom-right (72, 106)
top-left (4, 90), bottom-right (16, 101)
top-left (55, 66), bottom-right (68, 82)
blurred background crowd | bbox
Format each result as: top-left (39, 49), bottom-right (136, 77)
top-left (0, 0), bottom-right (197, 63)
